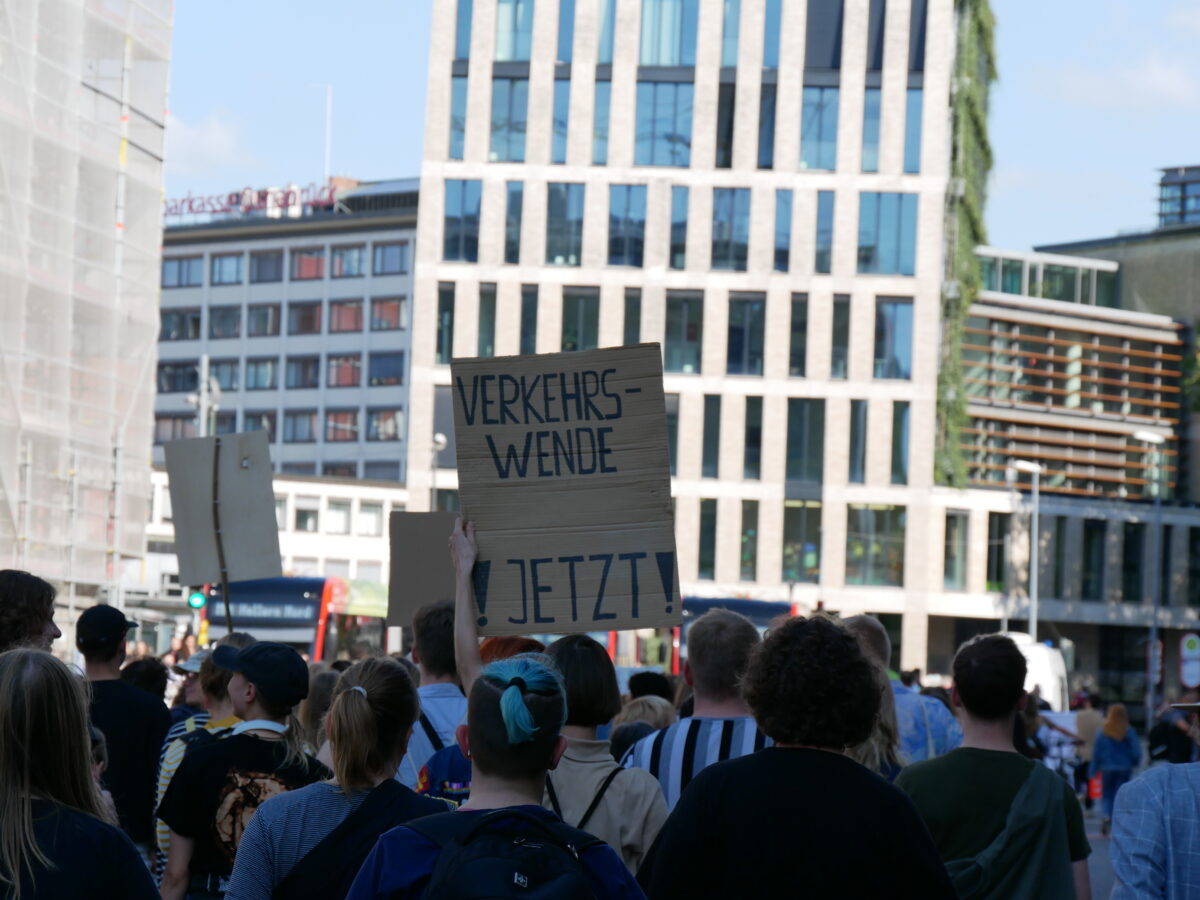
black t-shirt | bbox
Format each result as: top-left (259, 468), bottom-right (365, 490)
top-left (17, 800), bottom-right (158, 899)
top-left (637, 747), bottom-right (955, 899)
top-left (89, 678), bottom-right (171, 843)
top-left (157, 733), bottom-right (330, 878)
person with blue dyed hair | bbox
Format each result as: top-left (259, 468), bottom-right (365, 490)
top-left (347, 519), bottom-right (643, 900)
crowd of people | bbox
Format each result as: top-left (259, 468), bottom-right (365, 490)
top-left (2, 520), bottom-right (1200, 897)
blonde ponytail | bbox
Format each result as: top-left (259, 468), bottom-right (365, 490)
top-left (328, 658), bottom-right (419, 791)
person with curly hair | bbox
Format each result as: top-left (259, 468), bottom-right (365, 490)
top-left (638, 615), bottom-right (955, 899)
top-left (0, 569), bottom-right (61, 653)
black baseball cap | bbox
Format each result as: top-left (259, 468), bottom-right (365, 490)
top-left (212, 641), bottom-right (309, 707)
top-left (76, 605), bottom-right (136, 647)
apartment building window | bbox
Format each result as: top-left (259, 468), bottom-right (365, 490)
top-left (207, 305), bottom-right (239, 339)
top-left (846, 505), bottom-right (906, 587)
top-left (727, 294), bottom-right (765, 375)
top-left (247, 303), bottom-right (280, 337)
top-left (1083, 519), bottom-right (1106, 600)
top-left (783, 501), bottom-right (821, 583)
top-left (635, 82), bottom-right (694, 167)
top-left (327, 354), bottom-right (361, 388)
top-left (294, 497), bottom-right (320, 531)
top-left (154, 415), bottom-right (196, 444)
top-left (716, 83), bottom-right (735, 169)
top-left (944, 511), bottom-right (968, 590)
top-left (665, 393), bottom-right (680, 475)
top-left (436, 284), bottom-right (455, 365)
top-left (891, 401), bottom-right (910, 484)
top-left (215, 408), bottom-right (234, 433)
top-left (281, 465), bottom-right (316, 477)
top-left (326, 501), bottom-right (352, 534)
top-left (245, 358), bottom-right (278, 390)
top-left (290, 248), bottom-right (325, 281)
top-left (762, 0), bottom-right (781, 65)
top-left (357, 502), bottom-right (384, 536)
top-left (552, 80), bottom-right (570, 164)
top-left (329, 299), bottom-right (362, 333)
top-left (624, 289), bottom-right (642, 345)
top-left (157, 362), bottom-right (198, 394)
top-left (801, 87), bottom-right (839, 171)
top-left (373, 242), bottom-right (410, 275)
top-left (369, 353), bottom-right (405, 386)
top-left (593, 80), bottom-right (612, 164)
top-left (790, 294), bottom-right (807, 376)
top-left (243, 411), bottom-right (276, 441)
top-left (904, 89), bottom-right (923, 173)
top-left (455, 0), bottom-right (473, 58)
top-left (505, 182), bottom-right (523, 264)
top-left (848, 399), bottom-right (866, 483)
top-left (285, 356), bottom-right (320, 389)
top-left (698, 499), bottom-right (717, 580)
top-left (520, 285), bottom-right (538, 354)
top-left (910, 0), bottom-right (928, 70)
top-left (813, 190), bottom-right (836, 275)
top-left (858, 192), bottom-right (918, 275)
top-left (758, 83), bottom-right (777, 169)
top-left (449, 76), bottom-right (468, 160)
top-left (775, 189), bottom-right (792, 272)
top-left (478, 284), bottom-right (497, 358)
top-left (741, 500), bottom-right (759, 582)
top-left (546, 183), bottom-right (584, 266)
top-left (712, 187), bottom-right (750, 271)
top-left (831, 294), bottom-right (850, 378)
top-left (609, 184), bottom-right (647, 267)
top-left (495, 0), bottom-right (533, 61)
top-left (598, 0), bottom-right (616, 62)
top-left (490, 77), bottom-right (529, 162)
top-left (331, 245), bottom-right (365, 278)
top-left (867, 0), bottom-right (885, 69)
top-left (367, 408), bottom-right (404, 441)
top-left (249, 250), bottom-right (283, 283)
top-left (210, 359), bottom-right (239, 391)
top-left (807, 0), bottom-right (844, 66)
top-left (562, 288), bottom-right (599, 352)
top-left (786, 398), bottom-right (824, 484)
top-left (325, 410), bottom-right (359, 442)
top-left (288, 301), bottom-right (321, 335)
top-left (444, 179), bottom-right (482, 262)
top-left (874, 297), bottom-right (913, 379)
top-left (744, 396), bottom-right (763, 479)
top-left (641, 0), bottom-right (698, 65)
top-left (670, 186), bottom-right (688, 269)
top-left (861, 87), bottom-right (881, 173)
top-left (665, 291), bottom-right (703, 374)
top-left (986, 512), bottom-right (1009, 592)
top-left (1123, 522), bottom-right (1145, 603)
top-left (721, 0), bottom-right (739, 66)
top-left (162, 256), bottom-right (203, 288)
top-left (283, 411), bottom-right (317, 443)
top-left (371, 297), bottom-right (405, 331)
top-left (161, 309), bottom-right (200, 341)
top-left (210, 253), bottom-right (243, 285)
top-left (1189, 527), bottom-right (1200, 606)
top-left (558, 0), bottom-right (575, 59)
top-left (702, 395), bottom-right (721, 478)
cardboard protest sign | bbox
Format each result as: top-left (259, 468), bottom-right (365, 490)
top-left (163, 431), bottom-right (282, 586)
top-left (388, 511), bottom-right (461, 626)
top-left (451, 343), bottom-right (680, 636)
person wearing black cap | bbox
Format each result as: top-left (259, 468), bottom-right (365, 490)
top-left (157, 642), bottom-right (330, 900)
top-left (78, 603), bottom-right (171, 858)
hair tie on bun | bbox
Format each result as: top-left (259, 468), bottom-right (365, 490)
top-left (350, 685), bottom-right (367, 698)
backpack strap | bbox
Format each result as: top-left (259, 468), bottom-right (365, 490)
top-left (544, 775), bottom-right (564, 819)
top-left (419, 712), bottom-right (445, 752)
top-left (575, 767), bottom-right (622, 832)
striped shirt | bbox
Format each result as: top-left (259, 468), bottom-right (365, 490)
top-left (623, 716), bottom-right (771, 810)
top-left (160, 711), bottom-right (211, 760)
top-left (395, 683), bottom-right (467, 789)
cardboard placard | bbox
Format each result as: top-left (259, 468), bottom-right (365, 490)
top-left (451, 343), bottom-right (680, 636)
top-left (163, 432), bottom-right (282, 586)
top-left (388, 511), bottom-right (461, 626)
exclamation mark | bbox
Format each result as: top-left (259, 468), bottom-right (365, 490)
top-left (472, 561), bottom-right (492, 627)
top-left (656, 552), bottom-right (675, 614)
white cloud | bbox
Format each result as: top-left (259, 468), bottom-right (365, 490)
top-left (1035, 54), bottom-right (1200, 113)
top-left (1167, 3), bottom-right (1200, 35)
top-left (164, 113), bottom-right (258, 178)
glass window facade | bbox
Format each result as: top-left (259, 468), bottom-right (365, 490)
top-left (557, 0), bottom-right (576, 60)
top-left (848, 399), bottom-right (866, 483)
top-left (444, 179), bottom-right (482, 262)
top-left (505, 181), bottom-right (523, 264)
top-left (801, 87), bottom-right (838, 170)
top-left (741, 500), bottom-right (759, 582)
top-left (209, 305), bottom-right (240, 339)
top-left (831, 294), bottom-right (850, 379)
top-left (665, 292), bottom-right (703, 374)
top-left (758, 83), bottom-right (777, 169)
top-left (368, 353), bottom-right (405, 386)
top-left (552, 79), bottom-right (570, 164)
top-left (285, 356), bottom-right (319, 389)
top-left (815, 190), bottom-right (835, 274)
top-left (790, 294), bottom-right (807, 377)
top-left (609, 184), bottom-right (647, 267)
top-left (624, 288), bottom-right (642, 345)
top-left (598, 0), bottom-right (616, 62)
top-left (249, 251), bottom-right (283, 283)
top-left (161, 309), bottom-right (201, 341)
top-left (449, 76), bottom-right (468, 160)
top-left (904, 88), bottom-right (923, 173)
top-left (635, 82), bottom-right (693, 167)
top-left (702, 395), bottom-right (721, 478)
top-left (744, 396), bottom-right (762, 480)
top-left (762, 0), bottom-right (781, 67)
top-left (478, 283), bottom-right (497, 358)
top-left (373, 242), bottom-right (409, 275)
top-left (806, 0), bottom-right (844, 68)
top-left (712, 187), bottom-right (750, 271)
top-left (367, 409), bottom-right (404, 442)
top-left (782, 501), bottom-right (821, 583)
top-left (245, 359), bottom-right (277, 390)
top-left (721, 0), bottom-right (740, 67)
top-left (490, 77), bottom-right (529, 162)
top-left (211, 254), bottom-right (242, 285)
top-left (786, 398), bottom-right (824, 484)
top-left (329, 300), bottom-right (362, 333)
top-left (327, 354), bottom-right (360, 388)
top-left (561, 288), bottom-right (599, 352)
top-left (290, 248), bottom-right (325, 281)
top-left (861, 87), bottom-right (881, 173)
top-left (371, 297), bottom-right (405, 331)
top-left (727, 293), bottom-right (765, 375)
top-left (846, 505), bottom-right (906, 587)
top-left (287, 302), bottom-right (321, 335)
top-left (546, 183), bottom-right (585, 266)
top-left (593, 80), bottom-right (612, 164)
top-left (162, 256), bottom-right (203, 288)
top-left (284, 412), bottom-right (318, 444)
top-left (858, 192), bottom-right (918, 275)
top-left (325, 410), bottom-right (359, 443)
top-left (1083, 519), bottom-right (1106, 600)
top-left (455, 0), bottom-right (473, 59)
top-left (436, 283), bottom-right (455, 365)
top-left (1123, 522), bottom-right (1145, 603)
top-left (495, 0), bottom-right (534, 61)
top-left (641, 0), bottom-right (699, 66)
top-left (665, 393), bottom-right (680, 475)
top-left (775, 189), bottom-right (792, 272)
top-left (944, 511), bottom-right (968, 590)
top-left (891, 400), bottom-right (910, 484)
top-left (670, 186), bottom-right (688, 269)
top-left (698, 498), bottom-right (717, 580)
top-left (874, 297), bottom-right (913, 379)
top-left (716, 83), bottom-right (736, 169)
top-left (520, 285), bottom-right (538, 355)
top-left (986, 512), bottom-right (1009, 592)
top-left (331, 245), bottom-right (364, 278)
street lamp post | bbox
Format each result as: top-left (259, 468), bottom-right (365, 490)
top-left (431, 432), bottom-right (448, 511)
top-left (1134, 429), bottom-right (1167, 731)
top-left (1008, 460), bottom-right (1043, 644)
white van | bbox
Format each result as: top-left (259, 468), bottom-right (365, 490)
top-left (1002, 631), bottom-right (1069, 711)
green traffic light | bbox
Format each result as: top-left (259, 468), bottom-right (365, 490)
top-left (187, 590), bottom-right (207, 610)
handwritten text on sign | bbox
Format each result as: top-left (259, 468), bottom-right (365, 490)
top-left (452, 344), bottom-right (680, 636)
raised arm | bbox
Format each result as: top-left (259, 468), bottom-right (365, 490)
top-left (450, 517), bottom-right (483, 696)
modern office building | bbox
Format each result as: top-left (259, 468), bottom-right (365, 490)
top-left (155, 178), bottom-right (418, 481)
top-left (0, 1), bottom-right (173, 626)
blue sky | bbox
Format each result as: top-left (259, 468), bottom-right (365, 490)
top-left (165, 0), bottom-right (1200, 249)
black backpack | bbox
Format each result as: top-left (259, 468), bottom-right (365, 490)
top-left (406, 808), bottom-right (604, 899)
